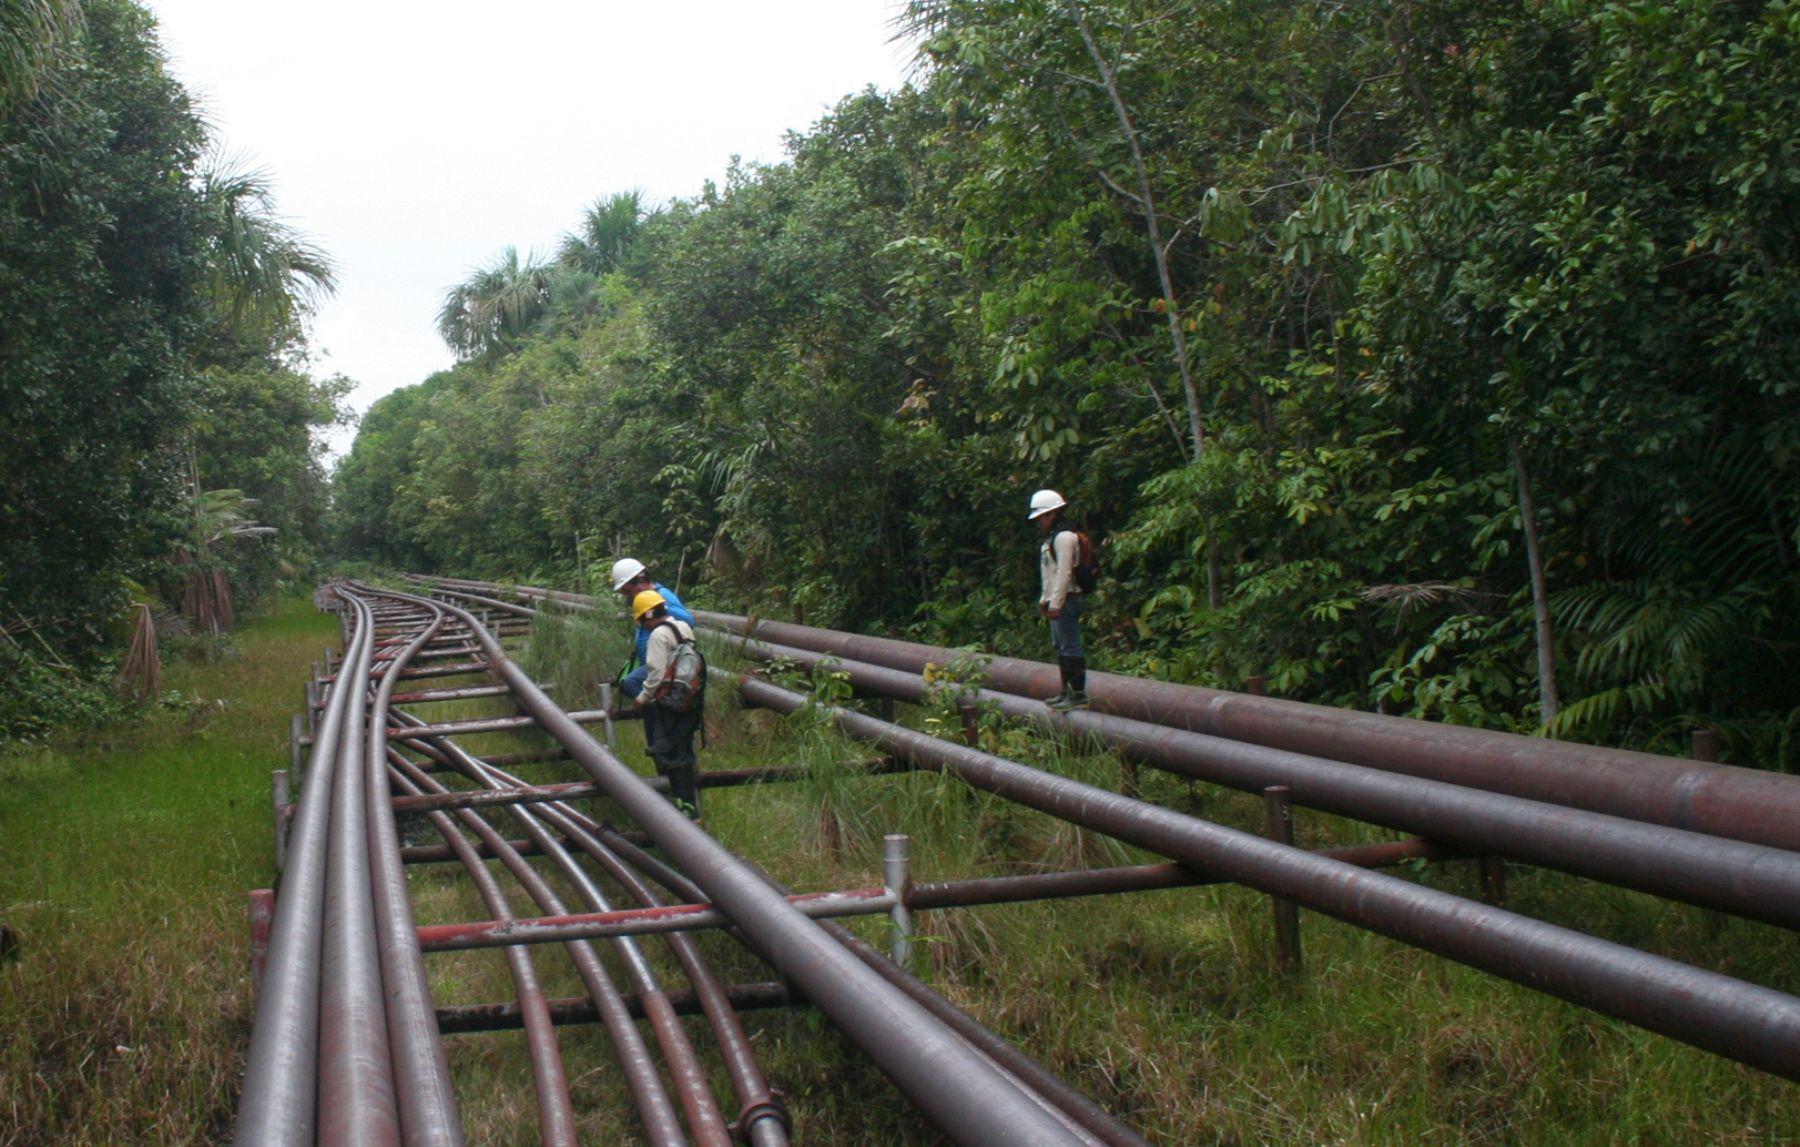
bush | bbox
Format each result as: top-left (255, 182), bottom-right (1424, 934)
top-left (0, 648), bottom-right (136, 746)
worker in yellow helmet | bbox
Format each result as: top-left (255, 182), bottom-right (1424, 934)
top-left (610, 556), bottom-right (697, 701)
top-left (631, 589), bottom-right (704, 819)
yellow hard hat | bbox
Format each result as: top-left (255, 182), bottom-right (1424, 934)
top-left (631, 589), bottom-right (666, 620)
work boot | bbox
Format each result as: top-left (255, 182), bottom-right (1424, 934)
top-left (1048, 657), bottom-right (1089, 711)
top-left (1044, 656), bottom-right (1071, 708)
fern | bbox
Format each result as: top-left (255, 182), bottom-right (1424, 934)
top-left (1548, 437), bottom-right (1798, 758)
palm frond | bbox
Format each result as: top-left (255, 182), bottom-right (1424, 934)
top-left (197, 153), bottom-right (337, 334)
top-left (435, 246), bottom-right (554, 358)
top-left (0, 0), bottom-right (81, 113)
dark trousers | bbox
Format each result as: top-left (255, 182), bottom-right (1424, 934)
top-left (643, 702), bottom-right (701, 817)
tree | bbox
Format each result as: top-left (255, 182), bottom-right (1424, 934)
top-left (558, 189), bottom-right (651, 276)
top-left (193, 156), bottom-right (336, 362)
top-left (436, 246), bottom-right (556, 359)
top-left (0, 0), bottom-right (208, 656)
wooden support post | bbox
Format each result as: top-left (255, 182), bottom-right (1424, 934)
top-left (1263, 785), bottom-right (1301, 977)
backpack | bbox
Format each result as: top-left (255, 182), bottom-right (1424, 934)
top-left (1064, 529), bottom-right (1101, 594)
top-left (652, 622), bottom-right (707, 713)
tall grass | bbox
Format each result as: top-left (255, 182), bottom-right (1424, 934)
top-left (0, 596), bottom-right (338, 1145)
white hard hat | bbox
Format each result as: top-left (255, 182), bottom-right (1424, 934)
top-left (610, 557), bottom-right (647, 592)
top-left (1027, 489), bottom-right (1067, 520)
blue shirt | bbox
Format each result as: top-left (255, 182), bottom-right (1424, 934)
top-left (632, 582), bottom-right (696, 665)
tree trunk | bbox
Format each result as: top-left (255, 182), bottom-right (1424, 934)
top-left (1510, 434), bottom-right (1560, 727)
top-left (1068, 6), bottom-right (1203, 459)
top-left (1069, 4), bottom-right (1223, 609)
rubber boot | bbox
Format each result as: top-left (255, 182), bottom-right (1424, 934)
top-left (1045, 656), bottom-right (1072, 708)
top-left (1049, 656), bottom-right (1089, 711)
top-left (1065, 656), bottom-right (1089, 710)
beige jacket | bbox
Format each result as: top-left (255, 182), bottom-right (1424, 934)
top-left (1039, 530), bottom-right (1082, 612)
top-left (637, 618), bottom-right (697, 703)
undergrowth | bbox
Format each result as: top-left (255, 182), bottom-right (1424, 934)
top-left (0, 595), bottom-right (338, 1146)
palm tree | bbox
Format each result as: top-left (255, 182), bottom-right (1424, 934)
top-left (557, 189), bottom-right (650, 276)
top-left (435, 246), bottom-right (555, 358)
top-left (169, 454), bottom-right (277, 637)
top-left (196, 156), bottom-right (337, 348)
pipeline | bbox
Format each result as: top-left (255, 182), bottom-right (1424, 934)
top-left (731, 670), bottom-right (1800, 1082)
top-left (371, 583), bottom-right (1116, 1147)
top-left (735, 636), bottom-right (1800, 929)
top-left (691, 609), bottom-right (1800, 852)
top-left (363, 601), bottom-right (464, 1146)
top-left (389, 720), bottom-right (737, 1147)
top-left (235, 580), bottom-right (375, 1145)
top-left (386, 749), bottom-right (691, 1145)
top-left (406, 575), bottom-right (1800, 853)
top-left (409, 577), bottom-right (1800, 929)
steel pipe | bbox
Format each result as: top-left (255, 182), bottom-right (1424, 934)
top-left (386, 762), bottom-right (579, 1146)
top-left (235, 590), bottom-right (371, 1146)
top-left (367, 584), bottom-right (1106, 1147)
top-left (317, 593), bottom-right (402, 1145)
top-left (739, 638), bottom-right (1800, 930)
top-left (734, 672), bottom-right (1800, 1082)
top-left (691, 609), bottom-right (1800, 852)
top-left (361, 599), bottom-right (464, 1146)
top-left (435, 982), bottom-right (803, 1034)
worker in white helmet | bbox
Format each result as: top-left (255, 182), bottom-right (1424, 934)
top-left (610, 557), bottom-right (697, 701)
top-left (1029, 489), bottom-right (1090, 710)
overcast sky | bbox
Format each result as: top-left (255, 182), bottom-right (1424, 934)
top-left (144, 1), bottom-right (917, 452)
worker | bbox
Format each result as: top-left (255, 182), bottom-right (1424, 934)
top-left (1029, 489), bottom-right (1089, 710)
top-left (610, 557), bottom-right (696, 701)
top-left (631, 589), bottom-right (704, 818)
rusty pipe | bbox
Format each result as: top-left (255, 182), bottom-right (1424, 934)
top-left (317, 593), bottom-right (402, 1145)
top-left (739, 639), bottom-right (1800, 929)
top-left (362, 584), bottom-right (1103, 1147)
top-left (735, 671), bottom-right (1800, 1082)
top-left (235, 589), bottom-right (371, 1145)
top-left (689, 608), bottom-right (1800, 853)
top-left (386, 763), bottom-right (578, 1146)
top-left (360, 597), bottom-right (464, 1147)
top-left (387, 749), bottom-right (690, 1146)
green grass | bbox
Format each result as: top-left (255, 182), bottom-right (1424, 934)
top-left (6, 597), bottom-right (1800, 1144)
top-left (0, 595), bottom-right (338, 1145)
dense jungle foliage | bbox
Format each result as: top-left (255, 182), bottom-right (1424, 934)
top-left (364, 2), bottom-right (1791, 765)
top-left (0, 0), bottom-right (347, 740)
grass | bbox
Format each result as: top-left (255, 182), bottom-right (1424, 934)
top-left (5, 596), bottom-right (1800, 1144)
top-left (0, 594), bottom-right (338, 1146)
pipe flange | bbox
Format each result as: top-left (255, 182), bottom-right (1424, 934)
top-left (732, 1092), bottom-right (792, 1138)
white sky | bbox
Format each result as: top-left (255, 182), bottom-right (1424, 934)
top-left (143, 1), bottom-right (918, 453)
